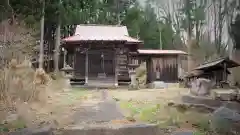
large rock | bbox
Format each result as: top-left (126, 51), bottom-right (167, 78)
top-left (211, 107), bottom-right (240, 134)
top-left (190, 78), bottom-right (212, 96)
top-left (211, 89), bottom-right (239, 101)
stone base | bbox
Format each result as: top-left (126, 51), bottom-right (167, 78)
top-left (64, 78), bottom-right (72, 89)
top-left (128, 84), bottom-right (139, 90)
top-left (148, 81), bottom-right (168, 89)
top-left (62, 123), bottom-right (158, 135)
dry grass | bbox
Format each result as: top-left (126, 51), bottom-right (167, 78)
top-left (0, 58), bottom-right (95, 132)
top-left (28, 89), bottom-right (92, 128)
top-left (0, 59), bottom-right (53, 130)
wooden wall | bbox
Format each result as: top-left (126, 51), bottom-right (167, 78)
top-left (88, 49), bottom-right (115, 78)
top-left (150, 55), bottom-right (178, 83)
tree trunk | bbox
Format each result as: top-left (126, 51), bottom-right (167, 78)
top-left (54, 0), bottom-right (61, 73)
top-left (39, 0), bottom-right (45, 69)
top-left (54, 22), bottom-right (61, 73)
top-left (187, 35), bottom-right (193, 72)
top-left (186, 0), bottom-right (193, 72)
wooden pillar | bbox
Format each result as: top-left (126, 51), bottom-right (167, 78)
top-left (73, 48), bottom-right (76, 77)
top-left (85, 50), bottom-right (88, 85)
top-left (63, 49), bottom-right (67, 67)
top-left (115, 49), bottom-right (118, 87)
top-left (177, 55), bottom-right (181, 79)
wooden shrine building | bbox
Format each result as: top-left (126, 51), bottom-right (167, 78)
top-left (62, 24), bottom-right (143, 87)
top-left (138, 49), bottom-right (187, 84)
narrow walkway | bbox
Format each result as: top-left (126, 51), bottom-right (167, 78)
top-left (72, 90), bottom-right (125, 124)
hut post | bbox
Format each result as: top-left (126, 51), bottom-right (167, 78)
top-left (223, 62), bottom-right (227, 81)
top-left (63, 48), bottom-right (67, 67)
top-left (115, 49), bottom-right (119, 87)
top-left (85, 49), bottom-right (88, 85)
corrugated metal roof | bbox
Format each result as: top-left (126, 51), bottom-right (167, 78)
top-left (138, 49), bottom-right (187, 55)
top-left (63, 24), bottom-right (142, 43)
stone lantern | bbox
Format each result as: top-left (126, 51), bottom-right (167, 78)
top-left (60, 65), bottom-right (74, 91)
top-left (129, 69), bottom-right (138, 90)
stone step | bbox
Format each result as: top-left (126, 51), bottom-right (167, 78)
top-left (62, 123), bottom-right (159, 135)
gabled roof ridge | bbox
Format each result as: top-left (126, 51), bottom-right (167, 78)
top-left (76, 24), bottom-right (126, 27)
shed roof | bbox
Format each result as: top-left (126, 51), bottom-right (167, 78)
top-left (63, 24), bottom-right (142, 43)
top-left (194, 57), bottom-right (240, 70)
top-left (138, 49), bottom-right (187, 55)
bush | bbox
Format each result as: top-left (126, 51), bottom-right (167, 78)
top-left (135, 62), bottom-right (147, 85)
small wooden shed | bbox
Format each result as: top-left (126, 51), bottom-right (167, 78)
top-left (188, 57), bottom-right (240, 87)
top-left (138, 49), bottom-right (187, 83)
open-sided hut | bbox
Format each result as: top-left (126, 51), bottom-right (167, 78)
top-left (138, 49), bottom-right (187, 84)
top-left (187, 57), bottom-right (240, 87)
top-left (62, 24), bottom-right (143, 87)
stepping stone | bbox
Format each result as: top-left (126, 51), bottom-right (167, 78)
top-left (172, 131), bottom-right (194, 135)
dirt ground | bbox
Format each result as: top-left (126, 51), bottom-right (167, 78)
top-left (1, 82), bottom-right (210, 134)
top-left (30, 85), bottom-right (191, 128)
top-left (29, 88), bottom-right (104, 128)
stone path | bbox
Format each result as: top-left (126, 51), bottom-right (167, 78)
top-left (72, 90), bottom-right (124, 124)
